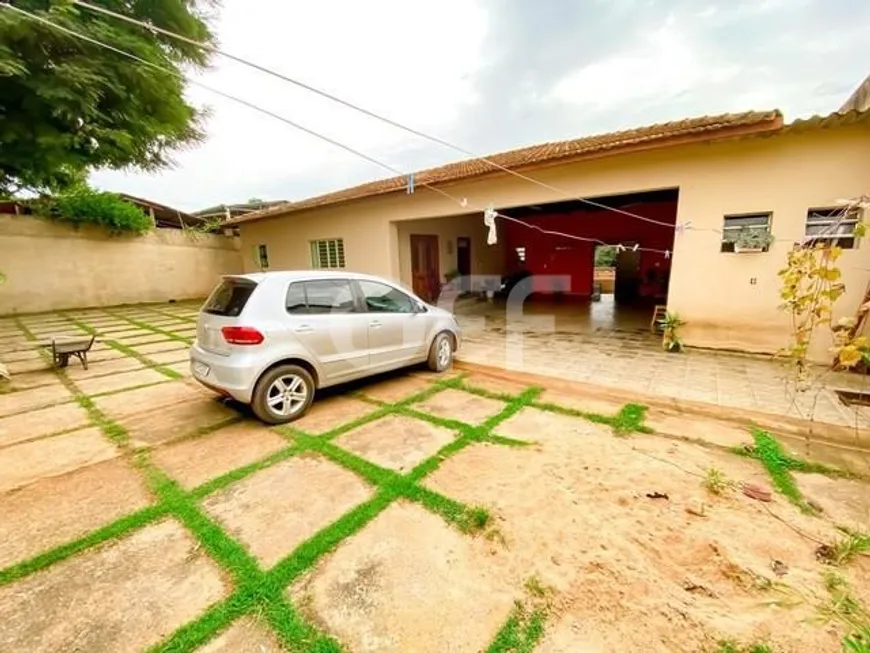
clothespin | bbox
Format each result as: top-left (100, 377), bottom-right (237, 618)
top-left (664, 250), bottom-right (670, 259)
top-left (631, 243), bottom-right (639, 252)
top-left (616, 243), bottom-right (627, 252)
top-left (406, 173), bottom-right (415, 195)
top-left (484, 204), bottom-right (498, 245)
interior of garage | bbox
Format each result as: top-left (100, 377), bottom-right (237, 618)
top-left (395, 188), bottom-right (678, 336)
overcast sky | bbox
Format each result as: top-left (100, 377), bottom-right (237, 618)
top-left (91, 0), bottom-right (869, 212)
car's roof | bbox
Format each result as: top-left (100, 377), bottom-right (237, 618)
top-left (226, 270), bottom-right (402, 285)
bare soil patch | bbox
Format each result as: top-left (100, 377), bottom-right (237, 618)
top-left (291, 396), bottom-right (379, 435)
top-left (0, 401), bottom-right (90, 448)
top-left (426, 409), bottom-right (863, 652)
top-left (334, 414), bottom-right (457, 472)
top-left (202, 455), bottom-right (372, 567)
top-left (414, 388), bottom-right (505, 424)
top-left (291, 501), bottom-right (515, 653)
top-left (153, 421), bottom-right (288, 489)
top-left (0, 519), bottom-right (227, 652)
top-left (0, 457), bottom-right (153, 568)
top-left (0, 427), bottom-right (117, 492)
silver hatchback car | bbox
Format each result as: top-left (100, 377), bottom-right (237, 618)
top-left (190, 270), bottom-right (461, 424)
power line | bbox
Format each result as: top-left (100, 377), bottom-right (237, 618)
top-left (6, 4), bottom-right (851, 260)
top-left (70, 0), bottom-right (680, 229)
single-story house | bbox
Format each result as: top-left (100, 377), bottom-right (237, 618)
top-left (227, 93), bottom-right (870, 362)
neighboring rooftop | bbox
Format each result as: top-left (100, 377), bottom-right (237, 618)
top-left (194, 198), bottom-right (290, 221)
top-left (226, 110), bottom-right (784, 225)
top-left (840, 73), bottom-right (870, 113)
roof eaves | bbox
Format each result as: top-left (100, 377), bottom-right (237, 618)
top-left (228, 110), bottom-right (782, 226)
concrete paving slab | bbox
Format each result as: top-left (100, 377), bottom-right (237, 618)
top-left (291, 396), bottom-right (379, 435)
top-left (0, 519), bottom-right (227, 652)
top-left (290, 501), bottom-right (515, 653)
top-left (494, 406), bottom-right (603, 443)
top-left (0, 369), bottom-right (62, 392)
top-left (0, 383), bottom-right (72, 418)
top-left (153, 421), bottom-right (288, 490)
top-left (0, 427), bottom-right (117, 492)
top-left (121, 398), bottom-right (238, 448)
top-left (134, 340), bottom-right (190, 356)
top-left (0, 402), bottom-right (90, 448)
top-left (645, 409), bottom-right (754, 449)
top-left (202, 455), bottom-right (372, 567)
top-left (538, 389), bottom-right (625, 417)
top-left (146, 349), bottom-right (191, 365)
top-left (0, 457), bottom-right (153, 569)
top-left (358, 374), bottom-right (432, 403)
top-left (334, 415), bottom-right (457, 472)
top-left (197, 617), bottom-right (283, 653)
top-left (65, 355), bottom-right (146, 380)
top-left (414, 388), bottom-right (506, 425)
top-left (76, 368), bottom-right (168, 396)
top-left (93, 381), bottom-right (207, 419)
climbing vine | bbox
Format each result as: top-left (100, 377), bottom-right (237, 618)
top-left (778, 196), bottom-right (870, 393)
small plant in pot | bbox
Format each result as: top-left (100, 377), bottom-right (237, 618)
top-left (658, 311), bottom-right (685, 353)
top-left (732, 226), bottom-right (774, 253)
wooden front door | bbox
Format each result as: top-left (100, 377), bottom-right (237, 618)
top-left (410, 234), bottom-right (440, 301)
top-left (456, 237), bottom-right (471, 291)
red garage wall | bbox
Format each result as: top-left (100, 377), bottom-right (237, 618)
top-left (502, 200), bottom-right (677, 296)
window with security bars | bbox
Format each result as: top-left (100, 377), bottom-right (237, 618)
top-left (310, 239), bottom-right (346, 269)
top-left (804, 207), bottom-right (860, 249)
top-left (720, 212), bottom-right (772, 253)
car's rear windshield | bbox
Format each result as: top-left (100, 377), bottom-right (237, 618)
top-left (202, 278), bottom-right (257, 317)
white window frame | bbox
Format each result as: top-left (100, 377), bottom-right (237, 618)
top-left (720, 212), bottom-right (772, 253)
top-left (804, 207), bottom-right (861, 249)
top-left (310, 238), bottom-right (346, 269)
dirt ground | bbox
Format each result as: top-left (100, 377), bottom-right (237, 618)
top-left (0, 301), bottom-right (869, 652)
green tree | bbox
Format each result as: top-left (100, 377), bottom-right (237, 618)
top-left (594, 245), bottom-right (617, 267)
top-left (0, 1), bottom-right (215, 194)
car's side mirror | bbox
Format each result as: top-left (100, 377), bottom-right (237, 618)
top-left (414, 301), bottom-right (427, 313)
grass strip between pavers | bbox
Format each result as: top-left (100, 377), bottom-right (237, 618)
top-left (60, 314), bottom-right (185, 381)
top-left (0, 365), bottom-right (657, 652)
top-left (103, 308), bottom-right (195, 346)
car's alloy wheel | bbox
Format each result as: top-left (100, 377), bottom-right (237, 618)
top-left (427, 332), bottom-right (453, 372)
top-left (252, 364), bottom-right (315, 424)
top-left (265, 374), bottom-right (308, 417)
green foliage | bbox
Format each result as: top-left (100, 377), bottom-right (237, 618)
top-left (0, 1), bottom-right (215, 194)
top-left (750, 429), bottom-right (813, 512)
top-left (820, 528), bottom-right (870, 567)
top-left (703, 468), bottom-right (733, 495)
top-left (712, 640), bottom-right (773, 653)
top-left (37, 187), bottom-right (153, 234)
top-left (594, 245), bottom-right (617, 267)
top-left (658, 311), bottom-right (685, 353)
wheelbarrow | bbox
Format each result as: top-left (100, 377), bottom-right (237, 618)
top-left (40, 335), bottom-right (96, 370)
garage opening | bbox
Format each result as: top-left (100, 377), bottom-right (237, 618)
top-left (488, 188), bottom-right (679, 335)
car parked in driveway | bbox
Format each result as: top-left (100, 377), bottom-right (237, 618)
top-left (190, 270), bottom-right (461, 424)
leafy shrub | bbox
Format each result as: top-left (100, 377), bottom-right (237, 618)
top-left (39, 187), bottom-right (152, 234)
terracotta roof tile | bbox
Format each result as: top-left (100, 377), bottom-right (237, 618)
top-left (229, 110), bottom-right (782, 225)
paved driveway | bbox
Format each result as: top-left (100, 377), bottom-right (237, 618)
top-left (1, 301), bottom-right (869, 652)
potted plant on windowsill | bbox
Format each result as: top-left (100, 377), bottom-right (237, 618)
top-left (732, 227), bottom-right (774, 253)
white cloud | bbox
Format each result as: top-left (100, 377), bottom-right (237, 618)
top-left (91, 0), bottom-right (487, 210)
top-left (549, 20), bottom-right (739, 115)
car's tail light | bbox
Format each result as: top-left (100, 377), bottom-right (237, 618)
top-left (221, 326), bottom-right (264, 345)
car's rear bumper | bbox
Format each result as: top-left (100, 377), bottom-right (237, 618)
top-left (189, 342), bottom-right (258, 404)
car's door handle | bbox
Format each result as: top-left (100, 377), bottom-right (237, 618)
top-left (294, 325), bottom-right (313, 333)
top-left (369, 320), bottom-right (382, 329)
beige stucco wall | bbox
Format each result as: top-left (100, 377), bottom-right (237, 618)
top-left (239, 125), bottom-right (870, 360)
top-left (396, 214), bottom-right (505, 289)
top-left (0, 214), bottom-right (242, 314)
